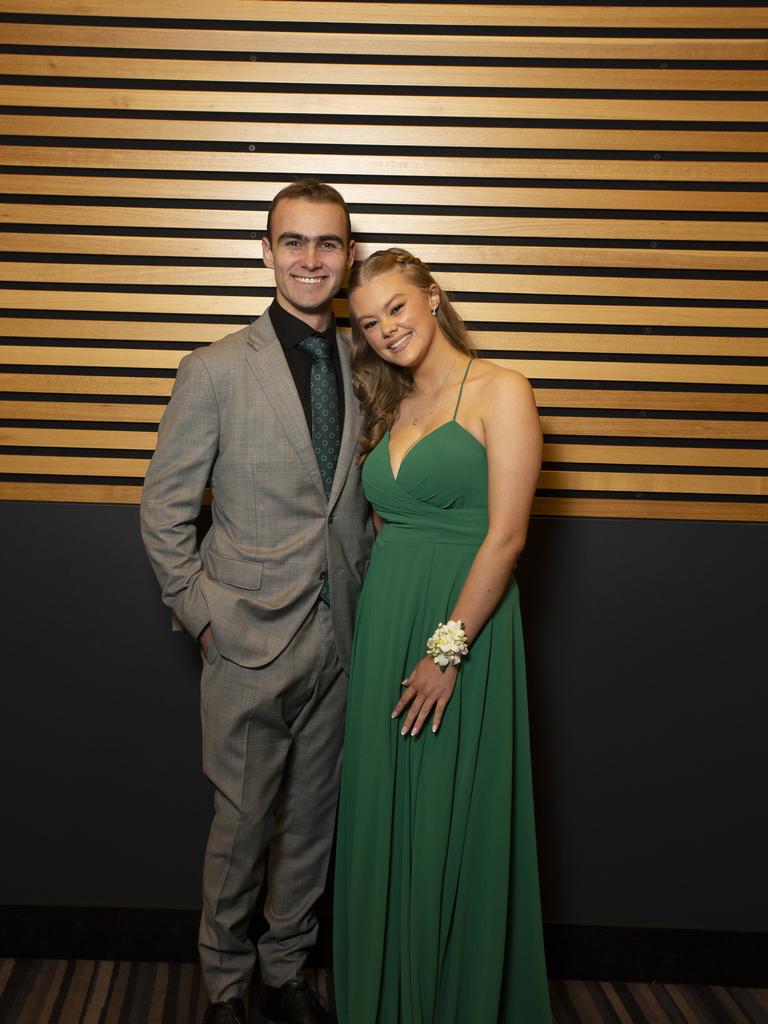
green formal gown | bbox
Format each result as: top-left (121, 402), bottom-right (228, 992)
top-left (334, 364), bottom-right (551, 1023)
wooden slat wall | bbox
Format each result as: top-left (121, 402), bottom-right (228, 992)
top-left (1, 1), bottom-right (766, 520)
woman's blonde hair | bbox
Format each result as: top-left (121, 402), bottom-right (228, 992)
top-left (347, 248), bottom-right (475, 462)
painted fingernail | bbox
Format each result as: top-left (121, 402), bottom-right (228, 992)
top-left (391, 711), bottom-right (397, 719)
top-left (401, 726), bottom-right (408, 736)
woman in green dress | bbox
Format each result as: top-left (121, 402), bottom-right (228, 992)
top-left (333, 248), bottom-right (551, 1023)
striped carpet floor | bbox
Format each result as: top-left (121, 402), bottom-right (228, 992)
top-left (0, 959), bottom-right (766, 1023)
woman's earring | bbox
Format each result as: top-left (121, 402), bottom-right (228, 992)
top-left (431, 306), bottom-right (438, 317)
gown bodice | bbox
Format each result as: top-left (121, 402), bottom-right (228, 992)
top-left (362, 361), bottom-right (489, 546)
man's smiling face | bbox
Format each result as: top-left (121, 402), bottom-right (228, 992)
top-left (262, 197), bottom-right (355, 327)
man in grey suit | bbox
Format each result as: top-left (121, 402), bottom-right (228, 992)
top-left (140, 180), bottom-right (372, 1024)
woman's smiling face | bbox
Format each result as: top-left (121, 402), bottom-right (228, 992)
top-left (351, 268), bottom-right (440, 368)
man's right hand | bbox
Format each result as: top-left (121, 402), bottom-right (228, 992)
top-left (199, 624), bottom-right (212, 659)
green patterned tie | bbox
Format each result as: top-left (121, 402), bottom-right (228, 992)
top-left (298, 333), bottom-right (342, 603)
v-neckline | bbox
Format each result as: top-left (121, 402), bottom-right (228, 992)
top-left (387, 421), bottom-right (455, 482)
top-left (387, 357), bottom-right (478, 482)
top-left (386, 420), bottom-right (485, 483)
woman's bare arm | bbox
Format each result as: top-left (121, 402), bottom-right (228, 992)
top-left (448, 368), bottom-right (542, 642)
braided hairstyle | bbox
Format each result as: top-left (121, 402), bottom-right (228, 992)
top-left (347, 248), bottom-right (475, 462)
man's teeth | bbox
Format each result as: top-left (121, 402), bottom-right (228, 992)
top-left (295, 276), bottom-right (324, 283)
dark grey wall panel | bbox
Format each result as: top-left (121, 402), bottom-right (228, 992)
top-left (1, 501), bottom-right (211, 908)
top-left (1, 503), bottom-right (766, 932)
top-left (519, 516), bottom-right (768, 932)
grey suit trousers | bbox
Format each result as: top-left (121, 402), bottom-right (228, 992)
top-left (198, 599), bottom-right (346, 1002)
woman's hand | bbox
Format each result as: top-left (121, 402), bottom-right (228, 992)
top-left (391, 655), bottom-right (458, 736)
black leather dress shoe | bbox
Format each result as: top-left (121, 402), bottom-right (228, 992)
top-left (203, 998), bottom-right (247, 1024)
top-left (260, 979), bottom-right (333, 1024)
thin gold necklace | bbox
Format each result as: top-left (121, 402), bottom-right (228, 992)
top-left (408, 355), bottom-right (458, 426)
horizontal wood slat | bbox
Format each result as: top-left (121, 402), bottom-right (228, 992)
top-left (5, 117), bottom-right (768, 154)
top-left (0, 373), bottom-right (175, 396)
top-left (3, 331), bottom-right (767, 359)
top-left (541, 419), bottom-right (768, 441)
top-left (3, 413), bottom-right (765, 442)
top-left (4, 292), bottom-right (768, 333)
top-left (0, 318), bottom-right (233, 341)
top-left (4, 347), bottom-right (768, 385)
top-left (0, 426), bottom-right (157, 449)
top-left (0, 346), bottom-right (188, 369)
top-left (3, 330), bottom-right (768, 369)
top-left (3, 481), bottom-right (764, 522)
top-left (530, 497), bottom-right (768, 522)
top-left (4, 264), bottom-right (768, 303)
top-left (0, 453), bottom-right (150, 475)
top-left (492, 359), bottom-right (768, 385)
top-left (2, 179), bottom-right (767, 215)
top-left (3, 378), bottom-right (766, 412)
top-left (1, 453), bottom-right (764, 497)
top-left (4, 239), bottom-right (768, 280)
top-left (0, 400), bottom-right (167, 422)
top-left (4, 88), bottom-right (768, 123)
top-left (4, 395), bottom-right (767, 423)
top-left (542, 444), bottom-right (768, 469)
top-left (535, 391), bottom-right (768, 414)
top-left (0, 481), bottom-right (145, 503)
top-left (1, 24), bottom-right (766, 60)
top-left (3, 148), bottom-right (766, 182)
top-left (3, 235), bottom-right (768, 273)
top-left (537, 470), bottom-right (767, 496)
top-left (5, 428), bottom-right (767, 471)
top-left (5, 207), bottom-right (768, 243)
top-left (2, 56), bottom-right (765, 92)
top-left (3, 2), bottom-right (767, 29)
top-left (6, 344), bottom-right (768, 385)
top-left (476, 334), bottom-right (768, 359)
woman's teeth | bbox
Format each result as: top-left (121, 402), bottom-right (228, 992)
top-left (389, 332), bottom-right (412, 352)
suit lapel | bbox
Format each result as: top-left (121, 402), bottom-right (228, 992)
top-left (245, 314), bottom-right (326, 503)
top-left (329, 329), bottom-right (359, 511)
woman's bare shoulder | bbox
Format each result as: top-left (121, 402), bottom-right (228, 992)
top-left (468, 357), bottom-right (534, 404)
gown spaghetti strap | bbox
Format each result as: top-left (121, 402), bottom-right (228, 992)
top-left (333, 358), bottom-right (551, 1023)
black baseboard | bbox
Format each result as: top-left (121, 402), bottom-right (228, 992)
top-left (543, 922), bottom-right (767, 988)
top-left (0, 906), bottom-right (200, 965)
top-left (1, 907), bottom-right (766, 987)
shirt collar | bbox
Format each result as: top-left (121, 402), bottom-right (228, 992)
top-left (268, 299), bottom-right (336, 351)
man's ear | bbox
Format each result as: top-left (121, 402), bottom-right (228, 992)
top-left (262, 236), bottom-right (274, 268)
top-left (346, 238), bottom-right (356, 269)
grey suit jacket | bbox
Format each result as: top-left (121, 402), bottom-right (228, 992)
top-left (140, 311), bottom-right (373, 671)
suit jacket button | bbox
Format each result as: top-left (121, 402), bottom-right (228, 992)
top-left (318, 569), bottom-right (327, 580)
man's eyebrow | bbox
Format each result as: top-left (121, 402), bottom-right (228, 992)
top-left (276, 232), bottom-right (345, 244)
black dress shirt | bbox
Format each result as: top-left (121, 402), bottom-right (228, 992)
top-left (268, 300), bottom-right (346, 433)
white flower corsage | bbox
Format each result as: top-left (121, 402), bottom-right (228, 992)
top-left (426, 620), bottom-right (469, 671)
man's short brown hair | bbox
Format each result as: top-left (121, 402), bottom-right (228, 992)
top-left (266, 178), bottom-right (351, 241)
